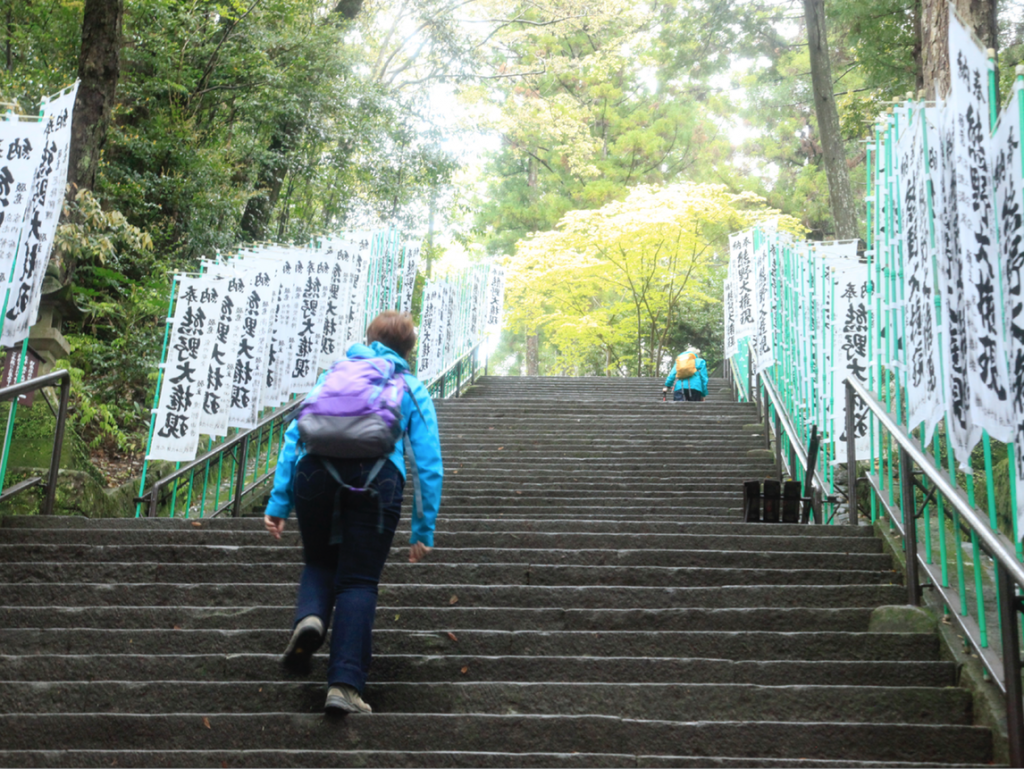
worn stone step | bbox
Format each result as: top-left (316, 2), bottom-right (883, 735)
top-left (0, 749), bottom-right (989, 768)
top-left (0, 713), bottom-right (992, 763)
top-left (0, 583), bottom-right (910, 609)
top-left (0, 654), bottom-right (955, 687)
top-left (0, 562), bottom-right (895, 586)
top-left (0, 606), bottom-right (876, 632)
top-left (0, 545), bottom-right (891, 571)
top-left (0, 628), bottom-right (938, 660)
top-left (0, 681), bottom-right (973, 724)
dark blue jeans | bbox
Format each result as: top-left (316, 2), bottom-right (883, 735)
top-left (292, 454), bottom-right (404, 692)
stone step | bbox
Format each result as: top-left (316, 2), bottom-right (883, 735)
top-left (0, 654), bottom-right (955, 687)
top-left (0, 606), bottom-right (877, 632)
top-left (0, 681), bottom-right (973, 725)
top-left (0, 713), bottom-right (992, 763)
top-left (0, 545), bottom-right (893, 570)
top-left (0, 749), bottom-right (989, 768)
top-left (0, 628), bottom-right (938, 660)
top-left (0, 583), bottom-right (910, 609)
top-left (0, 562), bottom-right (896, 586)
top-left (0, 518), bottom-right (877, 537)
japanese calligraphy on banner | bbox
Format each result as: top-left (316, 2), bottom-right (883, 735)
top-left (196, 276), bottom-right (241, 438)
top-left (832, 260), bottom-right (873, 460)
top-left (898, 109), bottom-right (945, 441)
top-left (148, 276), bottom-right (217, 461)
top-left (400, 244), bottom-right (419, 314)
top-left (229, 270), bottom-right (275, 429)
top-left (950, 9), bottom-right (1014, 445)
top-left (752, 238), bottom-right (773, 373)
top-left (486, 266), bottom-right (506, 330)
top-left (418, 282), bottom-right (444, 381)
top-left (3, 82), bottom-right (78, 347)
top-left (730, 231), bottom-right (755, 337)
top-left (724, 264), bottom-right (737, 359)
top-left (0, 118), bottom-right (45, 290)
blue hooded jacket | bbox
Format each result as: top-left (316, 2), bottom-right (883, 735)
top-left (664, 353), bottom-right (708, 396)
top-left (264, 341), bottom-right (444, 547)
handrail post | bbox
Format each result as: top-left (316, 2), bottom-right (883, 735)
top-left (456, 365), bottom-right (462, 398)
top-left (763, 392), bottom-right (771, 452)
top-left (774, 411), bottom-right (783, 482)
top-left (41, 374), bottom-right (71, 517)
top-left (747, 346), bottom-right (754, 410)
top-left (232, 433), bottom-right (250, 518)
top-left (997, 561), bottom-right (1024, 767)
top-left (899, 444), bottom-right (920, 605)
top-left (845, 381), bottom-right (859, 526)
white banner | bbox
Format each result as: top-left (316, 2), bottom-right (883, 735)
top-left (400, 243), bottom-right (419, 315)
top-left (752, 237), bottom-right (773, 373)
top-left (0, 119), bottom-right (45, 290)
top-left (724, 262), bottom-right (737, 359)
top-left (418, 282), bottom-right (444, 380)
top-left (730, 231), bottom-right (756, 337)
top-left (3, 83), bottom-right (79, 346)
top-left (228, 270), bottom-right (275, 429)
top-left (148, 276), bottom-right (217, 461)
top-left (899, 105), bottom-right (944, 441)
top-left (832, 260), bottom-right (873, 460)
top-left (196, 276), bottom-right (241, 438)
top-left (950, 9), bottom-right (1013, 445)
top-left (486, 266), bottom-right (505, 331)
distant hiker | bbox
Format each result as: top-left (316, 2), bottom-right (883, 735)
top-left (663, 346), bottom-right (708, 402)
top-left (263, 310), bottom-right (443, 715)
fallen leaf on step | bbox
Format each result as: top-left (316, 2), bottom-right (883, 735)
top-left (452, 470), bottom-right (459, 475)
top-left (449, 595), bottom-right (459, 605)
top-left (222, 763), bottom-right (229, 769)
top-left (447, 632), bottom-right (458, 642)
top-left (461, 666), bottom-right (469, 674)
top-left (203, 717), bottom-right (212, 729)
top-left (191, 521), bottom-right (202, 528)
top-left (172, 625), bottom-right (181, 630)
top-left (497, 446), bottom-right (504, 451)
top-left (258, 687), bottom-right (263, 692)
top-left (515, 491), bottom-right (522, 495)
top-left (394, 614), bottom-right (400, 621)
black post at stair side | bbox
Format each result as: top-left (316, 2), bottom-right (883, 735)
top-left (899, 445), bottom-right (920, 605)
top-left (763, 388), bottom-right (771, 452)
top-left (845, 380), bottom-right (858, 526)
top-left (774, 411), bottom-right (784, 482)
top-left (42, 373), bottom-right (72, 517)
top-left (997, 561), bottom-right (1024, 768)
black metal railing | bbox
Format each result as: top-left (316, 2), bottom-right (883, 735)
top-left (137, 341), bottom-right (488, 518)
top-left (845, 374), bottom-right (1024, 766)
top-left (0, 369), bottom-right (71, 517)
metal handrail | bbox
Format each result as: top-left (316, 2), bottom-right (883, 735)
top-left (422, 339), bottom-right (487, 398)
top-left (0, 369), bottom-right (71, 517)
top-left (845, 374), bottom-right (1024, 765)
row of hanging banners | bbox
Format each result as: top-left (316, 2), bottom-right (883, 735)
top-left (146, 236), bottom-right (506, 462)
top-left (0, 82), bottom-right (79, 349)
top-left (724, 6), bottom-right (1024, 531)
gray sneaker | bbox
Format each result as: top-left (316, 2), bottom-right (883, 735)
top-left (281, 615), bottom-right (324, 674)
top-left (325, 684), bottom-right (372, 714)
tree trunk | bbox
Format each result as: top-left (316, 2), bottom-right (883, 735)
top-left (526, 333), bottom-right (539, 376)
top-left (803, 0), bottom-right (858, 241)
top-left (921, 0), bottom-right (997, 99)
top-left (67, 0), bottom-right (123, 195)
top-left (240, 126), bottom-right (296, 242)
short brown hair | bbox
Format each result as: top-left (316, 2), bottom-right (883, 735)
top-left (366, 310), bottom-right (417, 359)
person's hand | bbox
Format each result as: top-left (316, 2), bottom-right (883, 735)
top-left (264, 515), bottom-right (286, 541)
top-left (409, 542), bottom-right (432, 563)
top-left (662, 387), bottom-right (668, 394)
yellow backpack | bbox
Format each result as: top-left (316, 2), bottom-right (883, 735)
top-left (675, 352), bottom-right (697, 380)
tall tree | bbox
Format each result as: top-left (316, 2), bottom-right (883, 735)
top-left (803, 0), bottom-right (858, 240)
top-left (922, 0), bottom-right (997, 98)
top-left (67, 0), bottom-right (123, 194)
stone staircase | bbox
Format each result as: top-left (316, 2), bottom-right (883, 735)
top-left (0, 375), bottom-right (995, 766)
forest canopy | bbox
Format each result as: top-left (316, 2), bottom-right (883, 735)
top-left (1, 0), bottom-right (1020, 466)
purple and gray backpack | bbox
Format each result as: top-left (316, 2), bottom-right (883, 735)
top-left (295, 356), bottom-right (424, 539)
top-left (296, 357), bottom-right (407, 460)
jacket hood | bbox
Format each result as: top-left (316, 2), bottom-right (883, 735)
top-left (346, 341), bottom-right (411, 373)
